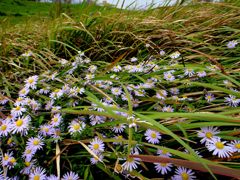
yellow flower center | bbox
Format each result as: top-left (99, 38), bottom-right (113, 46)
top-left (20, 89), bottom-right (26, 94)
top-left (207, 96), bottom-right (211, 99)
top-left (73, 124), bottom-right (80, 130)
top-left (162, 150), bottom-right (168, 154)
top-left (53, 117), bottom-right (58, 122)
top-left (128, 158), bottom-right (134, 163)
top-left (33, 139), bottom-right (40, 146)
top-left (43, 127), bottom-right (49, 132)
top-left (205, 132), bottom-right (213, 139)
top-left (115, 164), bottom-right (123, 173)
top-left (26, 149), bottom-right (31, 154)
top-left (151, 132), bottom-right (157, 138)
top-left (25, 161), bottom-right (31, 167)
top-left (235, 143), bottom-right (240, 149)
top-left (4, 155), bottom-right (9, 161)
top-left (215, 142), bottom-right (224, 149)
top-left (1, 125), bottom-right (7, 131)
top-left (10, 158), bottom-right (16, 164)
top-left (28, 78), bottom-right (34, 84)
top-left (15, 106), bottom-right (21, 111)
top-left (7, 138), bottom-right (12, 145)
top-left (117, 135), bottom-right (123, 139)
top-left (54, 89), bottom-right (60, 93)
top-left (181, 172), bottom-right (189, 180)
top-left (33, 175), bottom-right (40, 180)
top-left (160, 163), bottom-right (167, 167)
top-left (93, 144), bottom-right (99, 150)
top-left (16, 97), bottom-right (23, 102)
top-left (16, 119), bottom-right (23, 127)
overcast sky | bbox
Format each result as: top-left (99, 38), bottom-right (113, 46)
top-left (98, 0), bottom-right (177, 8)
top-left (61, 0), bottom-right (178, 8)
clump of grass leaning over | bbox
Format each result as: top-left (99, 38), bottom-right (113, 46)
top-left (0, 1), bottom-right (240, 179)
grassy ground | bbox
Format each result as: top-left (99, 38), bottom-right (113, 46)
top-left (0, 0), bottom-right (240, 179)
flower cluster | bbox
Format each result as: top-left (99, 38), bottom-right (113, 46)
top-left (0, 40), bottom-right (239, 179)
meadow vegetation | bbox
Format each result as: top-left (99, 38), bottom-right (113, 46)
top-left (0, 0), bottom-right (240, 179)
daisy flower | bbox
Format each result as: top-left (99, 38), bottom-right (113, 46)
top-left (85, 73), bottom-right (95, 80)
top-left (112, 65), bottom-right (122, 72)
top-left (172, 167), bottom-right (196, 180)
top-left (184, 69), bottom-right (195, 77)
top-left (197, 71), bottom-right (207, 78)
top-left (50, 113), bottom-right (62, 127)
top-left (12, 115), bottom-right (30, 135)
top-left (68, 120), bottom-right (86, 135)
top-left (14, 97), bottom-right (26, 106)
top-left (121, 157), bottom-right (140, 172)
top-left (164, 72), bottom-right (175, 81)
top-left (62, 171), bottom-right (79, 180)
top-left (156, 90), bottom-right (168, 100)
top-left (26, 136), bottom-right (44, 151)
top-left (61, 84), bottom-right (70, 94)
top-left (48, 175), bottom-right (58, 180)
top-left (142, 80), bottom-right (155, 89)
top-left (228, 140), bottom-right (240, 153)
top-left (170, 87), bottom-right (179, 95)
top-left (170, 51), bottom-right (180, 59)
top-left (90, 154), bottom-right (104, 165)
top-left (157, 149), bottom-right (172, 157)
top-left (50, 89), bottom-right (64, 99)
top-left (113, 135), bottom-right (125, 145)
top-left (227, 40), bottom-right (238, 49)
top-left (2, 152), bottom-right (13, 166)
top-left (39, 124), bottom-right (54, 137)
top-left (205, 93), bottom-right (215, 103)
top-left (184, 149), bottom-right (202, 157)
top-left (29, 167), bottom-right (47, 180)
top-left (22, 51), bottom-right (33, 57)
top-left (224, 95), bottom-right (240, 107)
top-left (45, 100), bottom-right (54, 110)
top-left (22, 148), bottom-right (37, 162)
top-left (89, 115), bottom-right (106, 126)
top-left (51, 106), bottom-right (61, 113)
top-left (127, 116), bottom-right (139, 130)
top-left (159, 50), bottom-right (166, 56)
top-left (39, 87), bottom-right (50, 95)
top-left (111, 87), bottom-right (122, 96)
top-left (0, 120), bottom-right (12, 137)
top-left (162, 105), bottom-right (174, 112)
top-left (130, 57), bottom-right (138, 62)
top-left (197, 126), bottom-right (220, 144)
top-left (88, 137), bottom-right (105, 154)
top-left (52, 128), bottom-right (61, 142)
top-left (20, 159), bottom-right (37, 175)
top-left (145, 129), bottom-right (161, 144)
top-left (154, 162), bottom-right (173, 175)
top-left (69, 87), bottom-right (85, 97)
top-left (88, 65), bottom-right (97, 73)
top-left (112, 124), bottom-right (126, 133)
top-left (0, 94), bottom-right (9, 105)
top-left (19, 87), bottom-right (30, 97)
top-left (134, 89), bottom-right (146, 97)
top-left (206, 138), bottom-right (233, 158)
top-left (30, 99), bottom-right (41, 111)
top-left (25, 75), bottom-right (38, 89)
top-left (11, 106), bottom-right (26, 117)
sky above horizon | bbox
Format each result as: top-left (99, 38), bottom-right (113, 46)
top-left (45, 0), bottom-right (178, 8)
top-left (98, 0), bottom-right (177, 8)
